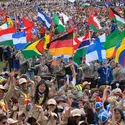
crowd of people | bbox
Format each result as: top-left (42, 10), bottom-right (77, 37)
top-left (0, 0), bottom-right (124, 125)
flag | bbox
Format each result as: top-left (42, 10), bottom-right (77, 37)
top-left (86, 38), bottom-right (106, 64)
top-left (73, 32), bottom-right (90, 65)
top-left (103, 30), bottom-right (125, 58)
top-left (98, 33), bottom-right (106, 43)
top-left (0, 27), bottom-right (16, 46)
top-left (22, 17), bottom-right (34, 28)
top-left (110, 8), bottom-right (125, 27)
top-left (61, 12), bottom-right (69, 24)
top-left (53, 13), bottom-right (65, 33)
top-left (37, 8), bottom-right (51, 29)
top-left (73, 36), bottom-right (84, 52)
top-left (88, 14), bottom-right (102, 32)
top-left (0, 23), bottom-right (8, 31)
top-left (47, 31), bottom-right (73, 56)
top-left (44, 33), bottom-right (52, 50)
top-left (22, 18), bottom-right (35, 42)
top-left (12, 32), bottom-right (27, 50)
top-left (0, 11), bottom-right (7, 23)
top-left (22, 39), bottom-right (44, 59)
top-left (7, 18), bottom-right (14, 27)
top-left (115, 37), bottom-right (125, 66)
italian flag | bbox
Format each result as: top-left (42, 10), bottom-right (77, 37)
top-left (88, 14), bottom-right (102, 32)
top-left (0, 27), bottom-right (16, 46)
top-left (110, 8), bottom-right (125, 27)
top-left (53, 13), bottom-right (65, 33)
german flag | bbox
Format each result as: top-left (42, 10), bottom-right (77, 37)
top-left (22, 39), bottom-right (44, 59)
top-left (47, 31), bottom-right (74, 56)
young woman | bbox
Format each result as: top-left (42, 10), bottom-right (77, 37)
top-left (112, 108), bottom-right (124, 125)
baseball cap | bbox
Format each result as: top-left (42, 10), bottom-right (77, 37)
top-left (19, 78), bottom-right (27, 85)
top-left (71, 109), bottom-right (81, 117)
top-left (94, 102), bottom-right (103, 109)
top-left (47, 99), bottom-right (57, 105)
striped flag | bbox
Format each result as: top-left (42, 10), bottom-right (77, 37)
top-left (12, 32), bottom-right (27, 50)
top-left (110, 8), bottom-right (125, 27)
top-left (88, 14), bottom-right (102, 32)
top-left (0, 27), bottom-right (16, 46)
top-left (37, 8), bottom-right (51, 29)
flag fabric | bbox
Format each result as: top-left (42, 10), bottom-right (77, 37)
top-left (109, 8), bottom-right (125, 27)
top-left (86, 38), bottom-right (106, 64)
top-left (37, 8), bottom-right (51, 29)
top-left (0, 27), bottom-right (16, 46)
top-left (0, 11), bottom-right (7, 23)
top-left (22, 18), bottom-right (35, 42)
top-left (61, 12), bottom-right (69, 24)
top-left (22, 39), bottom-right (44, 59)
top-left (73, 36), bottom-right (84, 52)
top-left (103, 30), bottom-right (125, 58)
top-left (22, 17), bottom-right (34, 29)
top-left (53, 13), bottom-right (65, 33)
top-left (115, 37), bottom-right (125, 66)
top-left (0, 23), bottom-right (8, 31)
top-left (88, 14), bottom-right (102, 32)
top-left (47, 32), bottom-right (73, 56)
top-left (12, 32), bottom-right (27, 50)
top-left (7, 18), bottom-right (14, 27)
top-left (44, 33), bottom-right (52, 50)
top-left (98, 33), bottom-right (106, 43)
top-left (73, 32), bottom-right (90, 65)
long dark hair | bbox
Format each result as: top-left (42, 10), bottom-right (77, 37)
top-left (34, 79), bottom-right (49, 105)
top-left (114, 108), bottom-right (124, 121)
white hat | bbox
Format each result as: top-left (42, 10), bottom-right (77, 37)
top-left (71, 109), bottom-right (82, 117)
top-left (7, 118), bottom-right (18, 124)
top-left (19, 78), bottom-right (27, 85)
top-left (0, 85), bottom-right (5, 90)
top-left (47, 99), bottom-right (57, 105)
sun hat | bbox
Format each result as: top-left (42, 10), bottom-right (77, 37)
top-left (7, 118), bottom-right (18, 124)
top-left (99, 112), bottom-right (108, 123)
top-left (47, 99), bottom-right (57, 105)
top-left (19, 78), bottom-right (27, 85)
top-left (94, 102), bottom-right (103, 109)
top-left (71, 109), bottom-right (82, 117)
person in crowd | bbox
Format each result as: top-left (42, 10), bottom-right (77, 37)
top-left (97, 62), bottom-right (113, 86)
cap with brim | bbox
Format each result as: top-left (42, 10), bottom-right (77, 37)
top-left (82, 81), bottom-right (91, 87)
top-left (7, 118), bottom-right (18, 124)
top-left (71, 109), bottom-right (81, 117)
top-left (47, 99), bottom-right (57, 105)
top-left (19, 78), bottom-right (27, 85)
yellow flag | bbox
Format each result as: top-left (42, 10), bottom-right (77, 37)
top-left (7, 18), bottom-right (13, 27)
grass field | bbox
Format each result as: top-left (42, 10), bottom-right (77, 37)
top-left (0, 62), bottom-right (5, 72)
